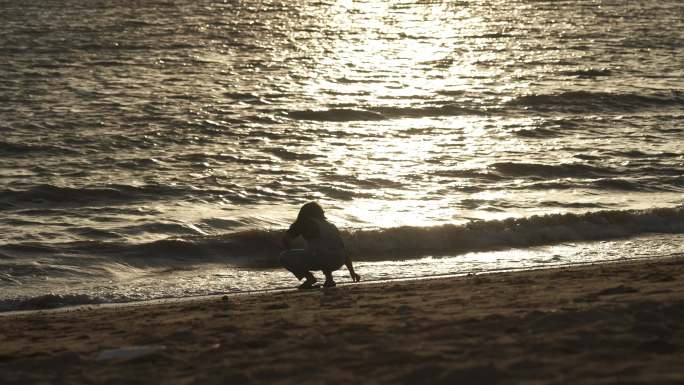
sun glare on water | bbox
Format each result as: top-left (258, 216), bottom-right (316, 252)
top-left (289, 0), bottom-right (530, 227)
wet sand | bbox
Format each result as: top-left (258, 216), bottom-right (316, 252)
top-left (2, 256), bottom-right (684, 385)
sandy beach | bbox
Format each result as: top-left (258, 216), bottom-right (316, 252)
top-left (2, 256), bottom-right (684, 385)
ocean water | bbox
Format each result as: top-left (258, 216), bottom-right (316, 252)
top-left (1, 0), bottom-right (683, 311)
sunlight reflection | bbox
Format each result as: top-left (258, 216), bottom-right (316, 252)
top-left (301, 0), bottom-right (490, 105)
top-left (338, 198), bottom-right (459, 228)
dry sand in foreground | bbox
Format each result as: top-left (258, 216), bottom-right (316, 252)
top-left (2, 256), bottom-right (684, 385)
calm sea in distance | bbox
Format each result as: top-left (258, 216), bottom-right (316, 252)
top-left (1, 0), bottom-right (683, 311)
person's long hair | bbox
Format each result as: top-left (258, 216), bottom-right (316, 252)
top-left (297, 202), bottom-right (326, 221)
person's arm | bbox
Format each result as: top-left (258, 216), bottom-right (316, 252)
top-left (345, 254), bottom-right (361, 282)
top-left (282, 220), bottom-right (304, 250)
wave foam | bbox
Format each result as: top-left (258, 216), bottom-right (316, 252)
top-left (346, 207), bottom-right (684, 259)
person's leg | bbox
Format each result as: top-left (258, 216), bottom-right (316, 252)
top-left (280, 249), bottom-right (317, 287)
top-left (317, 252), bottom-right (344, 288)
top-left (300, 271), bottom-right (317, 289)
top-left (322, 270), bottom-right (336, 288)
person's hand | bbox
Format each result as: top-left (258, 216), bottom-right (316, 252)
top-left (350, 272), bottom-right (361, 282)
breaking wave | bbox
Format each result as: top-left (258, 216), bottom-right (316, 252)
top-left (2, 206), bottom-right (684, 311)
top-left (343, 206), bottom-right (684, 259)
top-left (4, 206), bottom-right (677, 267)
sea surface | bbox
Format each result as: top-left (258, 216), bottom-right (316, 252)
top-left (1, 0), bottom-right (683, 311)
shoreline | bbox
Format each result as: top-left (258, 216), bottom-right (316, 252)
top-left (3, 253), bottom-right (679, 317)
top-left (3, 255), bottom-right (684, 384)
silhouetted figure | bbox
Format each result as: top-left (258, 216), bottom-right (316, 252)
top-left (280, 202), bottom-right (361, 289)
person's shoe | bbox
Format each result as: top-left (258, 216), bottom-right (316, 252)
top-left (298, 279), bottom-right (319, 290)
